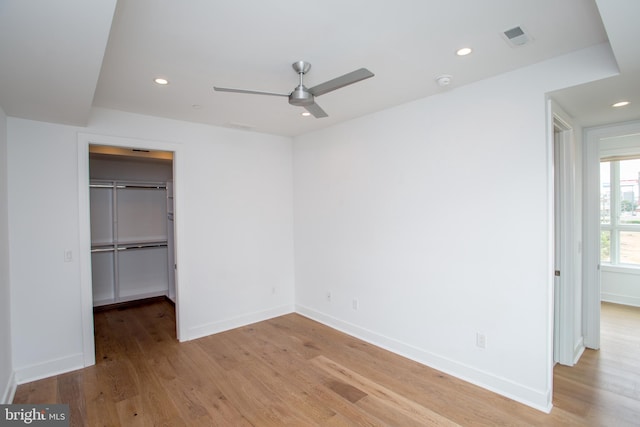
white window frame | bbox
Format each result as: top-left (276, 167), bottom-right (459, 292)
top-left (600, 158), bottom-right (640, 269)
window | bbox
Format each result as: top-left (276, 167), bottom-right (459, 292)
top-left (600, 158), bottom-right (640, 266)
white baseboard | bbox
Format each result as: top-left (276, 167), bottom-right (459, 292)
top-left (601, 293), bottom-right (640, 307)
top-left (295, 304), bottom-right (552, 414)
top-left (183, 304), bottom-right (295, 342)
top-left (1, 370), bottom-right (16, 404)
top-left (14, 353), bottom-right (84, 385)
top-left (573, 337), bottom-right (586, 365)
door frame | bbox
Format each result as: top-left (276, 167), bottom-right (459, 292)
top-left (583, 119), bottom-right (640, 349)
top-left (550, 100), bottom-right (582, 366)
top-left (77, 132), bottom-right (184, 367)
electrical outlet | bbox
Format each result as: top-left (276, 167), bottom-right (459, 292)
top-left (476, 332), bottom-right (486, 349)
top-left (64, 250), bottom-right (73, 263)
top-left (352, 299), bottom-right (359, 310)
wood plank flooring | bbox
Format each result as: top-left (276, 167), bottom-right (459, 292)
top-left (13, 300), bottom-right (640, 426)
top-left (553, 302), bottom-right (640, 426)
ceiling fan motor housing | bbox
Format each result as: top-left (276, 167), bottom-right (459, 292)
top-left (292, 61), bottom-right (311, 75)
top-left (289, 86), bottom-right (314, 106)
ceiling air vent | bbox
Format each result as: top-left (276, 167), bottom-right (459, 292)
top-left (226, 122), bottom-right (255, 131)
top-left (502, 26), bottom-right (532, 47)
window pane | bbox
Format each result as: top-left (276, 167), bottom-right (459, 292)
top-left (600, 230), bottom-right (611, 263)
top-left (600, 162), bottom-right (610, 224)
top-left (618, 159), bottom-right (640, 225)
top-left (619, 231), bottom-right (640, 265)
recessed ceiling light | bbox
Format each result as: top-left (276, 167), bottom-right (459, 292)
top-left (301, 111), bottom-right (311, 117)
top-left (456, 47), bottom-right (472, 56)
top-left (612, 101), bottom-right (630, 108)
top-left (154, 77), bottom-right (169, 85)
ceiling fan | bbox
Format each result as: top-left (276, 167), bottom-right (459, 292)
top-left (213, 61), bottom-right (374, 118)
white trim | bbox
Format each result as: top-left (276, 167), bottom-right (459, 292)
top-left (15, 353), bottom-right (84, 385)
top-left (573, 338), bottom-right (586, 365)
top-left (93, 290), bottom-right (169, 308)
top-left (601, 293), bottom-right (640, 307)
top-left (545, 99), bottom-right (556, 409)
top-left (77, 139), bottom-right (95, 367)
top-left (583, 120), bottom-right (640, 349)
top-left (1, 371), bottom-right (16, 404)
top-left (549, 99), bottom-right (582, 366)
top-left (296, 304), bottom-right (553, 413)
top-left (184, 304), bottom-right (295, 342)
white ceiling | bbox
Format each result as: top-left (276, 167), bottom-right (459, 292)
top-left (0, 0), bottom-right (115, 126)
top-left (550, 0), bottom-right (640, 128)
top-left (0, 0), bottom-right (638, 136)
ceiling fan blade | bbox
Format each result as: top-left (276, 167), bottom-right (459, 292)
top-left (308, 68), bottom-right (374, 97)
top-left (305, 102), bottom-right (328, 118)
top-left (213, 87), bottom-right (288, 97)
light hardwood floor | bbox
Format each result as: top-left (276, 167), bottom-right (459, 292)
top-left (13, 301), bottom-right (640, 426)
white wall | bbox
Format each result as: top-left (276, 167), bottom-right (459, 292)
top-left (8, 108), bottom-right (295, 382)
top-left (9, 120), bottom-right (87, 380)
top-left (0, 105), bottom-right (15, 403)
top-left (293, 43), bottom-right (618, 411)
top-left (601, 268), bottom-right (640, 306)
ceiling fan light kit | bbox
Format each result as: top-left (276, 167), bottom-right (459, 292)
top-left (214, 61), bottom-right (374, 118)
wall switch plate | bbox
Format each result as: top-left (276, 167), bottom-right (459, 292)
top-left (476, 332), bottom-right (486, 349)
top-left (64, 250), bottom-right (73, 262)
top-left (326, 291), bottom-right (331, 302)
top-left (352, 299), bottom-right (359, 310)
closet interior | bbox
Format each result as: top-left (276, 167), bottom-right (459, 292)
top-left (89, 145), bottom-right (175, 307)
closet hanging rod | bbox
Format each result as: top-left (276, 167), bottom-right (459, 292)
top-left (117, 243), bottom-right (168, 251)
top-left (115, 184), bottom-right (166, 189)
top-left (89, 182), bottom-right (167, 189)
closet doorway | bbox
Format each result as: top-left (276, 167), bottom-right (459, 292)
top-left (88, 144), bottom-right (176, 313)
